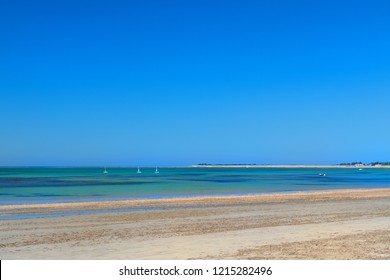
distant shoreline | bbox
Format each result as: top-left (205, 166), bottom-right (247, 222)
top-left (191, 164), bottom-right (390, 168)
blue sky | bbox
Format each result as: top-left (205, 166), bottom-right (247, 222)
top-left (1, 0), bottom-right (390, 166)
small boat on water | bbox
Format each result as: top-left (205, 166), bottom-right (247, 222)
top-left (319, 173), bottom-right (326, 177)
top-left (137, 167), bottom-right (142, 174)
top-left (358, 168), bottom-right (363, 171)
top-left (155, 167), bottom-right (159, 174)
top-left (103, 167), bottom-right (108, 174)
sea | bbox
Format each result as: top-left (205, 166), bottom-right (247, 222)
top-left (1, 167), bottom-right (390, 206)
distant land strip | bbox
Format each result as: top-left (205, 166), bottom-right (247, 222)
top-left (194, 162), bottom-right (390, 168)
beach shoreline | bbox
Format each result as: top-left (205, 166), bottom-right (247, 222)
top-left (1, 188), bottom-right (390, 259)
top-left (1, 188), bottom-right (390, 212)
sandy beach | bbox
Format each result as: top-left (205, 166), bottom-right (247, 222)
top-left (1, 188), bottom-right (390, 259)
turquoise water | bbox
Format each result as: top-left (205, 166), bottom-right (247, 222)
top-left (1, 167), bottom-right (390, 206)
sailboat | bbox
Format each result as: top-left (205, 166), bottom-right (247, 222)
top-left (155, 167), bottom-right (159, 174)
top-left (137, 167), bottom-right (142, 174)
top-left (103, 167), bottom-right (108, 174)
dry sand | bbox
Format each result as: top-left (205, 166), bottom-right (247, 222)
top-left (1, 188), bottom-right (390, 259)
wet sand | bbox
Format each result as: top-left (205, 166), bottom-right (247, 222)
top-left (1, 188), bottom-right (390, 259)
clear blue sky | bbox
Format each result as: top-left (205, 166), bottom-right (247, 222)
top-left (1, 0), bottom-right (390, 166)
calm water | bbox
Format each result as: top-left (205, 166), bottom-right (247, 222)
top-left (1, 167), bottom-right (390, 206)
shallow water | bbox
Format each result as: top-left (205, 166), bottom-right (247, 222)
top-left (1, 167), bottom-right (390, 205)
